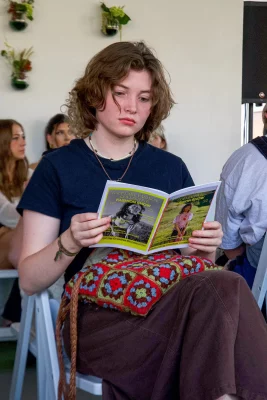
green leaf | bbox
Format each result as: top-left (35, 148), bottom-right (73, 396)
top-left (15, 4), bottom-right (27, 12)
top-left (117, 14), bottom-right (131, 25)
top-left (101, 3), bottom-right (110, 13)
top-left (13, 60), bottom-right (20, 70)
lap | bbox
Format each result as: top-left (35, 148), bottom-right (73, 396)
top-left (63, 270), bottom-right (267, 400)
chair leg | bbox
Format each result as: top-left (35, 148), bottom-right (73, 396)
top-left (9, 294), bottom-right (35, 400)
top-left (36, 293), bottom-right (59, 400)
top-left (35, 299), bottom-right (47, 400)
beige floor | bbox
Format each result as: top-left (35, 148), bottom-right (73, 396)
top-left (0, 368), bottom-right (101, 400)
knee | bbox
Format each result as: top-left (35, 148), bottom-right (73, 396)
top-left (198, 269), bottom-right (249, 290)
top-left (198, 270), bottom-right (251, 310)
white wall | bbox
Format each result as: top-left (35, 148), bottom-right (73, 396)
top-left (0, 0), bottom-right (243, 184)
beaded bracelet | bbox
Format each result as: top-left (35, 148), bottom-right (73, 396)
top-left (54, 235), bottom-right (79, 261)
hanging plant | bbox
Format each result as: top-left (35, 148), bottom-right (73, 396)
top-left (101, 3), bottom-right (131, 41)
top-left (1, 43), bottom-right (33, 90)
top-left (8, 0), bottom-right (34, 31)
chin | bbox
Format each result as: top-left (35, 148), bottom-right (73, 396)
top-left (14, 154), bottom-right (25, 160)
top-left (116, 127), bottom-right (140, 138)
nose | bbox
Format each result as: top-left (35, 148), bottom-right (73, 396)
top-left (64, 131), bottom-right (74, 142)
top-left (19, 136), bottom-right (26, 146)
top-left (124, 95), bottom-right (137, 114)
top-left (64, 133), bottom-right (70, 142)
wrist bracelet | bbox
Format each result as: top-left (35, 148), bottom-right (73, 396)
top-left (54, 235), bottom-right (80, 261)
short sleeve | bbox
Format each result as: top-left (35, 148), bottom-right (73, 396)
top-left (181, 161), bottom-right (194, 188)
top-left (188, 213), bottom-right (193, 221)
top-left (17, 157), bottom-right (62, 219)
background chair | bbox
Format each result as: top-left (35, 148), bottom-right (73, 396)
top-left (252, 234), bottom-right (267, 311)
top-left (9, 291), bottom-right (102, 400)
top-left (0, 269), bottom-right (18, 342)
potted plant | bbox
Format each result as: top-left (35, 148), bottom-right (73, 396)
top-left (1, 43), bottom-right (33, 90)
top-left (101, 3), bottom-right (131, 40)
top-left (8, 0), bottom-right (34, 31)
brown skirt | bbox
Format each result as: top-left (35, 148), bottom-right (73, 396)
top-left (63, 270), bottom-right (267, 400)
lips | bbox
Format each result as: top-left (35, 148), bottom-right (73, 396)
top-left (119, 118), bottom-right (136, 126)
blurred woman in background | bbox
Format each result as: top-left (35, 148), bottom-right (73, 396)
top-left (149, 124), bottom-right (167, 150)
top-left (0, 119), bottom-right (32, 325)
top-left (30, 113), bottom-right (76, 169)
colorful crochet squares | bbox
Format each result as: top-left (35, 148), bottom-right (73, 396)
top-left (64, 249), bottom-right (220, 317)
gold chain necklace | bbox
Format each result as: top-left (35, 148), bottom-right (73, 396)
top-left (89, 134), bottom-right (136, 161)
top-left (88, 135), bottom-right (137, 182)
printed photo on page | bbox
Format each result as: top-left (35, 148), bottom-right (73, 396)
top-left (97, 184), bottom-right (167, 253)
top-left (150, 189), bottom-right (216, 252)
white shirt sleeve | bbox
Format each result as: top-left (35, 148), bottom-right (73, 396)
top-left (0, 191), bottom-right (20, 229)
top-left (216, 151), bottom-right (267, 249)
top-left (215, 181), bottom-right (244, 249)
top-left (27, 168), bottom-right (34, 179)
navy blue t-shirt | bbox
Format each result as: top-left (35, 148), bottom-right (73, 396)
top-left (18, 139), bottom-right (194, 281)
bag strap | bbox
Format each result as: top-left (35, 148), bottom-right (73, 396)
top-left (250, 136), bottom-right (267, 159)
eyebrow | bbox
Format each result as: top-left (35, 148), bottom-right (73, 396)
top-left (115, 84), bottom-right (151, 94)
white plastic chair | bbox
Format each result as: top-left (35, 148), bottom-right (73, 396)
top-left (9, 291), bottom-right (102, 400)
top-left (0, 269), bottom-right (18, 342)
top-left (252, 234), bottom-right (267, 310)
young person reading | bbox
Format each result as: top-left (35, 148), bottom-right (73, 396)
top-left (18, 42), bottom-right (267, 400)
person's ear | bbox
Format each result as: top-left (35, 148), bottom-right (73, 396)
top-left (160, 140), bottom-right (166, 149)
top-left (46, 134), bottom-right (54, 149)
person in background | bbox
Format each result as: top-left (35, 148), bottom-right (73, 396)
top-left (216, 136), bottom-right (267, 289)
top-left (0, 119), bottom-right (33, 325)
top-left (30, 114), bottom-right (75, 169)
top-left (9, 114), bottom-right (76, 301)
top-left (149, 124), bottom-right (167, 149)
top-left (45, 113), bottom-right (75, 150)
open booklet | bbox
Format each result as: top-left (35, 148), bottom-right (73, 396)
top-left (91, 180), bottom-right (221, 255)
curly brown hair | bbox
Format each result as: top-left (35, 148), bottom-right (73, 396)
top-left (66, 41), bottom-right (175, 141)
top-left (0, 119), bottom-right (29, 201)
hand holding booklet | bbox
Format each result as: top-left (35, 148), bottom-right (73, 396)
top-left (91, 180), bottom-right (221, 255)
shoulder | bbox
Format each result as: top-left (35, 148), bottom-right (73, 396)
top-left (139, 143), bottom-right (194, 191)
top-left (142, 143), bottom-right (191, 175)
top-left (224, 142), bottom-right (266, 168)
top-left (43, 139), bottom-right (83, 164)
top-left (221, 143), bottom-right (267, 181)
top-left (37, 139), bottom-right (87, 179)
top-left (143, 143), bottom-right (187, 166)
